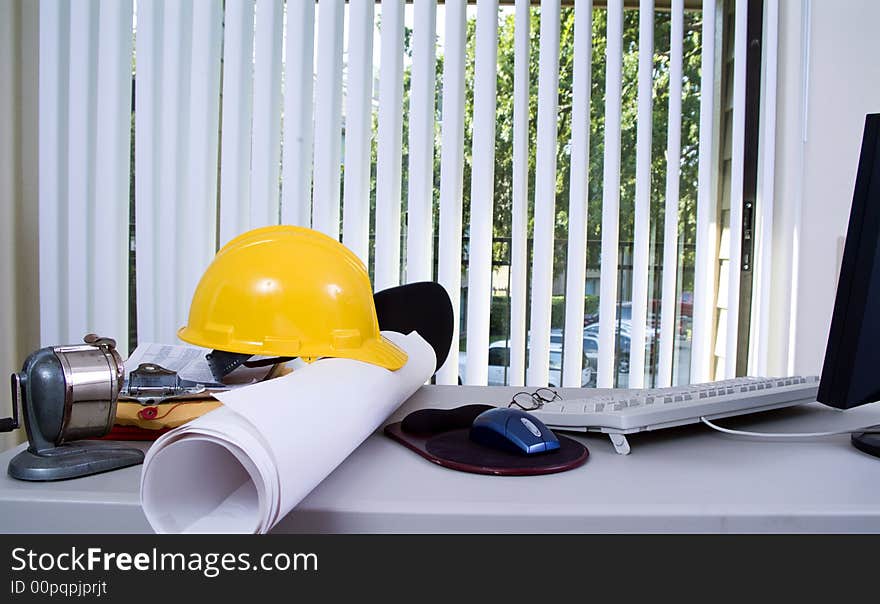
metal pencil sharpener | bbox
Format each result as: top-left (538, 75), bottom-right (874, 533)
top-left (2, 334), bottom-right (144, 481)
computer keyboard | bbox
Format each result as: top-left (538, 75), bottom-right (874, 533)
top-left (529, 375), bottom-right (820, 455)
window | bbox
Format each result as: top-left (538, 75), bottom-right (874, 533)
top-left (38, 0), bottom-right (761, 391)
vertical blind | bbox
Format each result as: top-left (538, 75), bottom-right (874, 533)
top-left (526, 0), bottom-right (559, 387)
top-left (628, 0), bottom-right (653, 388)
top-left (596, 0), bottom-right (622, 388)
top-left (435, 0), bottom-right (467, 385)
top-left (38, 0), bottom-right (771, 387)
top-left (464, 0), bottom-right (499, 385)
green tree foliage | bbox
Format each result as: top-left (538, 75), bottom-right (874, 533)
top-left (374, 6), bottom-right (704, 294)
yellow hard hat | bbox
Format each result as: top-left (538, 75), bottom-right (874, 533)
top-left (178, 225), bottom-right (408, 370)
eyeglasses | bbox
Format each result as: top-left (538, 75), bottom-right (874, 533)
top-left (508, 388), bottom-right (561, 411)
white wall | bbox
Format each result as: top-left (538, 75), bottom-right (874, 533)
top-left (770, 0), bottom-right (880, 376)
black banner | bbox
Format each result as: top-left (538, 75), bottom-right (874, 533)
top-left (0, 534), bottom-right (875, 601)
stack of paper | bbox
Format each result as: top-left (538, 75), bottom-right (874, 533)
top-left (139, 331), bottom-right (435, 533)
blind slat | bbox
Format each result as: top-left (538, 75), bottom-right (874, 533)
top-left (134, 0), bottom-right (158, 340)
top-left (628, 0), bottom-right (654, 389)
top-left (38, 0), bottom-right (67, 345)
top-left (405, 0), bottom-right (437, 283)
top-left (280, 1), bottom-right (315, 227)
top-left (66, 0), bottom-right (95, 339)
top-left (312, 0), bottom-right (345, 239)
top-left (218, 0), bottom-right (255, 246)
top-left (373, 0), bottom-right (405, 290)
top-left (464, 0), bottom-right (499, 385)
top-left (435, 0), bottom-right (467, 385)
top-left (250, 0), bottom-right (283, 228)
top-left (691, 0), bottom-right (718, 383)
top-left (597, 0), bottom-right (624, 388)
top-left (562, 0), bottom-right (592, 387)
top-left (93, 0), bottom-right (133, 353)
top-left (180, 0), bottom-right (222, 324)
top-left (342, 0), bottom-right (376, 263)
top-left (658, 0), bottom-right (684, 387)
top-left (725, 0), bottom-right (748, 378)
top-left (750, 0), bottom-right (778, 375)
top-left (527, 0), bottom-right (562, 387)
top-left (155, 1), bottom-right (191, 342)
top-left (509, 0), bottom-right (530, 386)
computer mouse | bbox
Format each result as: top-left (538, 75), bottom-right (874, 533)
top-left (469, 408), bottom-right (561, 455)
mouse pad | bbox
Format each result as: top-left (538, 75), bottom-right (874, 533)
top-left (384, 422), bottom-right (589, 476)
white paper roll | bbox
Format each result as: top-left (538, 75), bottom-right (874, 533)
top-left (140, 331), bottom-right (436, 533)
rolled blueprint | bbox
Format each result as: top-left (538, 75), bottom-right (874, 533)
top-left (140, 331), bottom-right (435, 533)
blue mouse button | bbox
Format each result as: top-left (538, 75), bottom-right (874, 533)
top-left (469, 408), bottom-right (561, 455)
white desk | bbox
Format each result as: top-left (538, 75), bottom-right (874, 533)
top-left (2, 385), bottom-right (880, 533)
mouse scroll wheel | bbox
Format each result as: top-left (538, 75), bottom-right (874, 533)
top-left (507, 415), bottom-right (543, 438)
top-left (519, 417), bottom-right (543, 437)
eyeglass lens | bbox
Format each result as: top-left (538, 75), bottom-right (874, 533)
top-left (510, 392), bottom-right (540, 409)
top-left (533, 388), bottom-right (559, 402)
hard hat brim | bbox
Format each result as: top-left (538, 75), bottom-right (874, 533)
top-left (177, 326), bottom-right (409, 372)
top-left (333, 333), bottom-right (409, 371)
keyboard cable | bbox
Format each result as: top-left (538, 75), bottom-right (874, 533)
top-left (700, 417), bottom-right (880, 439)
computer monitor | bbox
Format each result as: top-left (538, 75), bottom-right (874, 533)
top-left (817, 113), bottom-right (880, 458)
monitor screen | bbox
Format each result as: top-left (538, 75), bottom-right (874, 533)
top-left (818, 113), bottom-right (880, 409)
